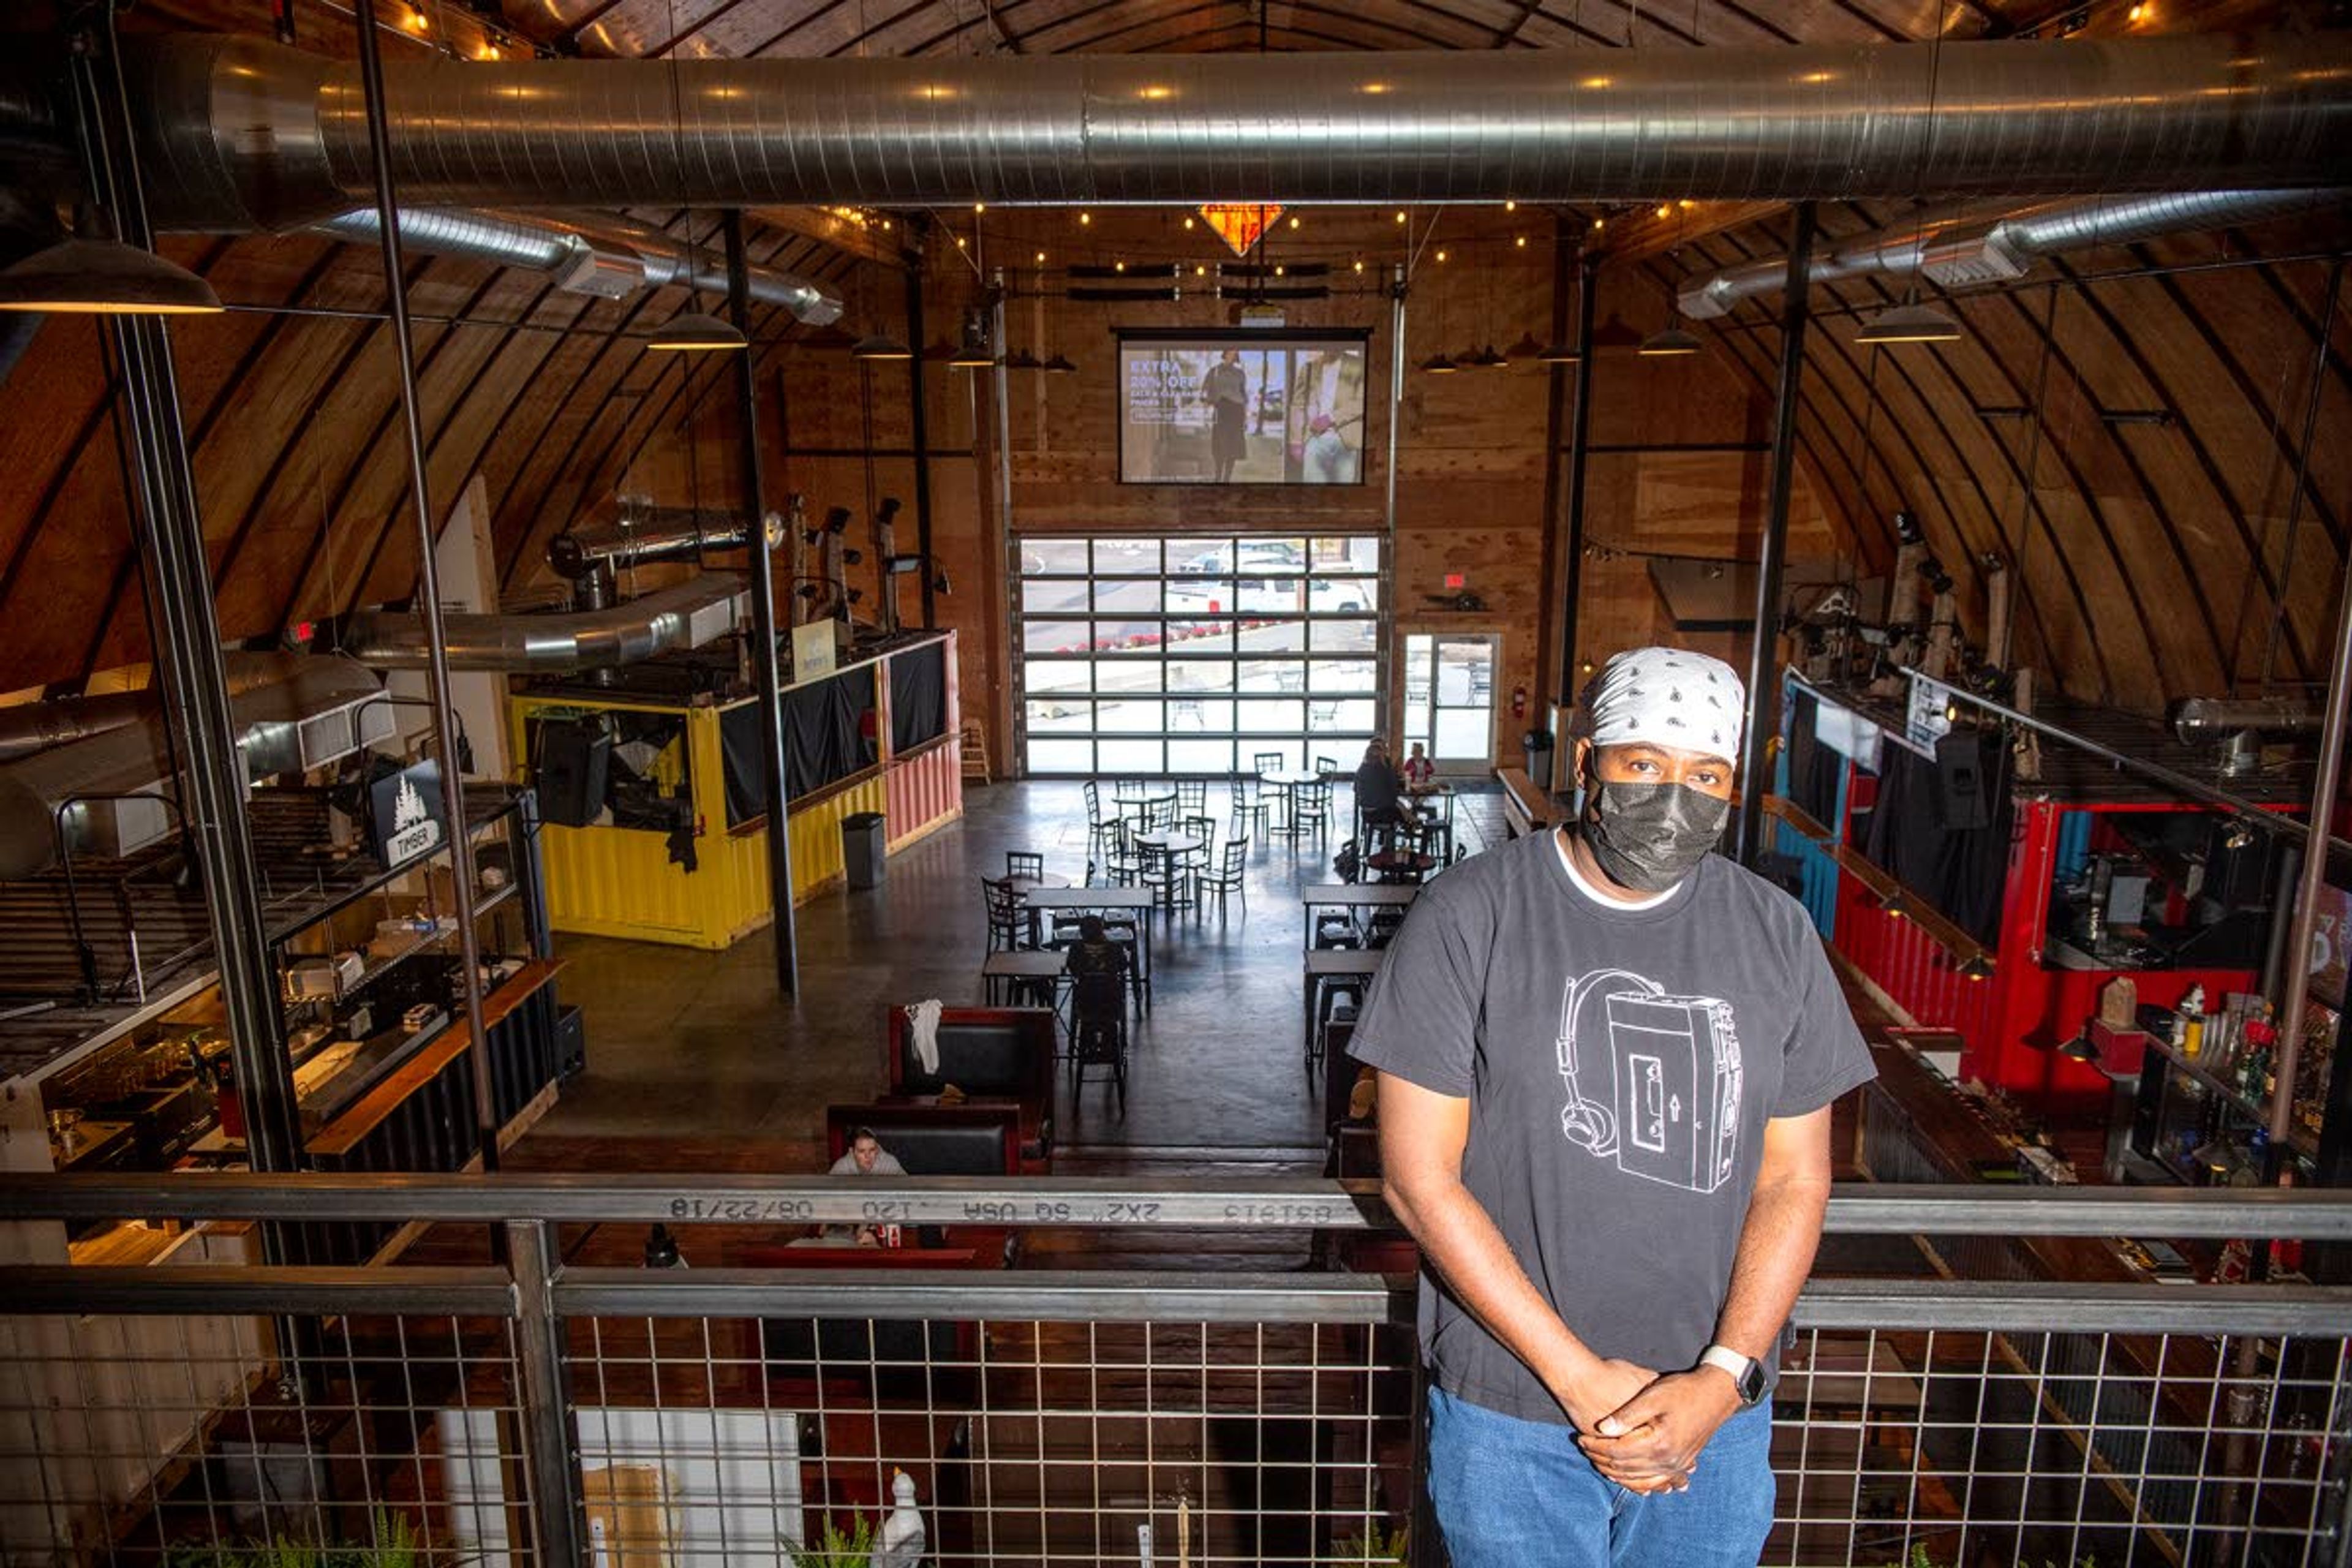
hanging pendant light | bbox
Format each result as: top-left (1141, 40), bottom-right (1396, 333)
top-left (1638, 324), bottom-right (1702, 356)
top-left (949, 335), bottom-right (996, 369)
top-left (1506, 331), bottom-right (1547, 363)
top-left (0, 233), bottom-right (222, 315)
top-left (1042, 352), bottom-right (1079, 375)
top-left (1004, 348), bottom-right (1044, 371)
top-left (1537, 340), bottom-right (1581, 363)
top-left (646, 309), bottom-right (747, 352)
top-left (1472, 344), bottom-right (1510, 370)
top-left (1857, 301), bottom-right (1964, 345)
top-left (1419, 352), bottom-right (1460, 374)
top-left (850, 331), bottom-right (913, 360)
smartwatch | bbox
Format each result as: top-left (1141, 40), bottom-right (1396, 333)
top-left (1699, 1344), bottom-right (1769, 1406)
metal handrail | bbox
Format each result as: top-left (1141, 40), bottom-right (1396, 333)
top-left (6, 1171), bottom-right (2352, 1238)
top-left (50, 789), bottom-right (187, 1004)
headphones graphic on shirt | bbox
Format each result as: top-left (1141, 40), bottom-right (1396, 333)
top-left (1554, 968), bottom-right (1660, 1158)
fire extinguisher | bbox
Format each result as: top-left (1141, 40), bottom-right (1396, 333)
top-left (1511, 685), bottom-right (1528, 718)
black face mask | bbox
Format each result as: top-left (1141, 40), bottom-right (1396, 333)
top-left (1580, 777), bottom-right (1731, 894)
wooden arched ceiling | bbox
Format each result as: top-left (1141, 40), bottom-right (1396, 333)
top-left (1661, 202), bottom-right (2348, 714)
top-left (0, 0), bottom-right (2339, 714)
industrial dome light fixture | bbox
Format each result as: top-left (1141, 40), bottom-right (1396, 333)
top-left (1004, 348), bottom-right (1044, 371)
top-left (644, 310), bottom-right (747, 352)
top-left (0, 234), bottom-right (223, 315)
top-left (850, 330), bottom-right (913, 360)
top-left (1419, 352), bottom-right (1460, 374)
top-left (1638, 324), bottom-right (1703, 356)
top-left (1857, 301), bottom-right (1965, 345)
top-left (1537, 340), bottom-right (1581, 364)
top-left (1042, 352), bottom-right (1079, 375)
top-left (1506, 331), bottom-right (1547, 363)
top-left (1471, 344), bottom-right (1511, 370)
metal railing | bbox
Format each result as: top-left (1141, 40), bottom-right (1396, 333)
top-left (2, 1175), bottom-right (2348, 1567)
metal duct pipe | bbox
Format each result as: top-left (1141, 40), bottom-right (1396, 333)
top-left (0, 658), bottom-right (386, 881)
top-left (309, 208), bottom-right (843, 322)
top-left (341, 573), bottom-right (747, 673)
top-left (115, 32), bottom-right (2352, 222)
top-left (1681, 189), bottom-right (2348, 319)
top-left (0, 690), bottom-right (154, 763)
top-left (546, 501), bottom-right (787, 579)
top-left (2171, 696), bottom-right (2322, 743)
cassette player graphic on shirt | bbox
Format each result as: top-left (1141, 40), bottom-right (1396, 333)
top-left (1554, 968), bottom-right (1744, 1194)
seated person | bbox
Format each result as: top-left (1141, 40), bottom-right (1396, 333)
top-left (829, 1126), bottom-right (906, 1177)
top-left (1354, 738), bottom-right (1409, 832)
top-left (1401, 741), bottom-right (1436, 793)
top-left (1062, 915), bottom-right (1129, 985)
top-left (823, 1126), bottom-right (905, 1245)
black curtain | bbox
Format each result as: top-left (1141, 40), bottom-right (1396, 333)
top-left (1784, 690), bottom-right (1839, 828)
top-left (1861, 728), bottom-right (2013, 948)
top-left (720, 669), bottom-right (876, 827)
top-left (891, 641), bottom-right (948, 753)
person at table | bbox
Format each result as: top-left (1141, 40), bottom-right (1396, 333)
top-left (821, 1126), bottom-right (908, 1245)
top-left (1063, 914), bottom-right (1129, 987)
top-left (1401, 741), bottom-right (1437, 793)
top-left (1355, 737), bottom-right (1409, 836)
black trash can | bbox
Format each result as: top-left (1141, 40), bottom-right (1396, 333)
top-left (842, 812), bottom-right (888, 889)
top-left (1523, 728), bottom-right (1555, 786)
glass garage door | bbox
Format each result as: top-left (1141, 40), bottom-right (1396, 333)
top-left (1018, 535), bottom-right (1382, 776)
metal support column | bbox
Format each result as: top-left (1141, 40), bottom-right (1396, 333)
top-left (723, 209), bottom-right (800, 998)
top-left (905, 219), bottom-right (938, 628)
top-left (1556, 255), bottom-right (1600, 707)
top-left (1736, 201), bottom-right (1816, 868)
top-left (2271, 549), bottom-right (2352, 1158)
top-left (507, 1218), bottom-right (586, 1567)
top-left (81, 24), bottom-right (301, 1178)
top-left (352, 0), bottom-right (499, 1169)
top-left (1537, 217), bottom-right (1574, 707)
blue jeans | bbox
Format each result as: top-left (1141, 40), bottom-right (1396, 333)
top-left (1425, 1385), bottom-right (1775, 1567)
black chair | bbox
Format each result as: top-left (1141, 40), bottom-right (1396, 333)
top-left (1100, 818), bottom-right (1142, 887)
top-left (982, 878), bottom-right (1029, 952)
top-left (1068, 962), bottom-right (1128, 1114)
top-left (1200, 837), bottom-right (1249, 916)
top-left (1176, 778), bottom-right (1208, 818)
top-left (1292, 777), bottom-right (1333, 842)
top-left (1006, 850), bottom-right (1046, 881)
top-left (1251, 750), bottom-right (1286, 774)
top-left (1232, 774), bottom-right (1268, 840)
top-left (1314, 755), bottom-right (1341, 777)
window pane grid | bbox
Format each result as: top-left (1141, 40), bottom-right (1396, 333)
top-left (1017, 534), bottom-right (1384, 775)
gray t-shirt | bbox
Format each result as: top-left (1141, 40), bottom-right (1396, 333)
top-left (1349, 829), bottom-right (1876, 1425)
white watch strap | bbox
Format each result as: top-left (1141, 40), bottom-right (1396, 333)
top-left (1699, 1344), bottom-right (1754, 1382)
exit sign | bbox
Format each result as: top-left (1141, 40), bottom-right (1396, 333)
top-left (1444, 573), bottom-right (1465, 589)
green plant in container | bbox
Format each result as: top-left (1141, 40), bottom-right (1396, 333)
top-left (789, 1514), bottom-right (879, 1568)
top-left (1330, 1520), bottom-right (1409, 1564)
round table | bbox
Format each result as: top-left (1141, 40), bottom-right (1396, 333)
top-left (997, 873), bottom-right (1073, 895)
top-left (1131, 831), bottom-right (1205, 911)
top-left (1366, 849), bottom-right (1439, 884)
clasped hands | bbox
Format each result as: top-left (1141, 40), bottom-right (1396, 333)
top-left (1555, 1358), bottom-right (1743, 1495)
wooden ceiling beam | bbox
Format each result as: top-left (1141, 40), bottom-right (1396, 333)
top-left (747, 207), bottom-right (904, 269)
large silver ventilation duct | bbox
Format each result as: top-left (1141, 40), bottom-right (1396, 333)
top-left (1679, 189), bottom-right (2348, 319)
top-left (309, 208), bottom-right (843, 323)
top-left (118, 32), bottom-right (2352, 225)
top-left (548, 501), bottom-right (788, 580)
top-left (0, 690), bottom-right (152, 763)
top-left (341, 574), bottom-right (747, 673)
top-left (2173, 696), bottom-right (2322, 743)
top-left (0, 658), bottom-right (388, 881)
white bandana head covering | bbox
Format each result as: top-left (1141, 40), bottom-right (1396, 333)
top-left (1580, 646), bottom-right (1746, 760)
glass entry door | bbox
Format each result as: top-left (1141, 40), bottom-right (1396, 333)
top-left (1402, 635), bottom-right (1498, 771)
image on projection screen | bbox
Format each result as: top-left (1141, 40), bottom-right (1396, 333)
top-left (1118, 334), bottom-right (1370, 486)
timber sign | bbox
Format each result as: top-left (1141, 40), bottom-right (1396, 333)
top-left (372, 760), bottom-right (448, 869)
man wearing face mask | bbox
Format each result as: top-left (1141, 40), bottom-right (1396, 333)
top-left (1349, 646), bottom-right (1874, 1567)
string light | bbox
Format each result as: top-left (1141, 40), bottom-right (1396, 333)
top-left (402, 4), bottom-right (430, 31)
top-left (1035, 251), bottom-right (1046, 263)
top-left (1288, 216), bottom-right (1301, 228)
top-left (1395, 211), bottom-right (1407, 224)
top-left (1435, 249), bottom-right (1447, 262)
top-left (1079, 211), bottom-right (1091, 225)
top-left (1273, 264), bottom-right (1284, 276)
top-left (1504, 200), bottom-right (1517, 212)
top-left (1515, 235), bottom-right (1527, 247)
top-left (1592, 217), bottom-right (1605, 230)
top-left (974, 203), bottom-right (986, 214)
top-left (1352, 259), bottom-right (1364, 273)
top-left (1183, 217), bottom-right (1194, 229)
top-left (1194, 264), bottom-right (1207, 276)
top-left (1114, 260), bottom-right (1125, 273)
top-left (1656, 204), bottom-right (1672, 219)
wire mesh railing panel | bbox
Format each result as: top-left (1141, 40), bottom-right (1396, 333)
top-left (0, 1309), bottom-right (532, 1568)
top-left (555, 1313), bottom-right (1421, 1567)
top-left (1768, 1325), bottom-right (2351, 1568)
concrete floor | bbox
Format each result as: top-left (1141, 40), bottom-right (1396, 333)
top-left (532, 778), bottom-right (1504, 1156)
